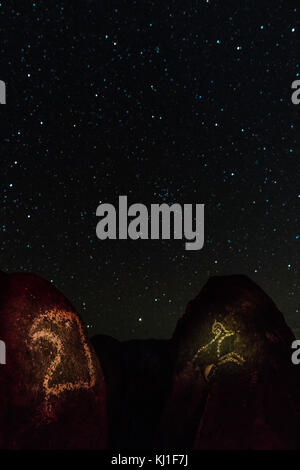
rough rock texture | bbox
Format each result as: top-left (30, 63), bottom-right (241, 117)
top-left (1, 271), bottom-right (299, 450)
top-left (159, 275), bottom-right (300, 449)
top-left (0, 271), bottom-right (107, 449)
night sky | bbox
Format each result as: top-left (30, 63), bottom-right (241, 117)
top-left (1, 1), bottom-right (299, 340)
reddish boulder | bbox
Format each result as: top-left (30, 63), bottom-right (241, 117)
top-left (0, 271), bottom-right (107, 449)
top-left (159, 275), bottom-right (300, 449)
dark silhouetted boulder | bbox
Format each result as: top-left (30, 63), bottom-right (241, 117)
top-left (91, 335), bottom-right (175, 448)
top-left (0, 271), bottom-right (107, 449)
top-left (159, 275), bottom-right (300, 449)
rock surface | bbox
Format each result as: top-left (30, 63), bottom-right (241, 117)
top-left (0, 271), bottom-right (107, 449)
top-left (1, 271), bottom-right (299, 450)
top-left (159, 275), bottom-right (300, 449)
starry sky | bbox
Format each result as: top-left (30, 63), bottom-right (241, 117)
top-left (1, 0), bottom-right (299, 340)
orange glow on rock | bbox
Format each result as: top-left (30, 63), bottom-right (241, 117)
top-left (29, 308), bottom-right (96, 405)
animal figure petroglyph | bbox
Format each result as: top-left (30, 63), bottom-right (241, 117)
top-left (193, 319), bottom-right (245, 367)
